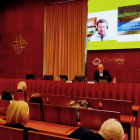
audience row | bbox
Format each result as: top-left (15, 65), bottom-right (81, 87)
top-left (0, 80), bottom-right (126, 140)
top-left (4, 100), bottom-right (124, 140)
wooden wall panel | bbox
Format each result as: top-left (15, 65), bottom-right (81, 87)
top-left (33, 31), bottom-right (43, 55)
top-left (33, 6), bottom-right (44, 31)
top-left (0, 0), bottom-right (44, 79)
top-left (87, 49), bottom-right (140, 83)
top-left (5, 7), bottom-right (15, 32)
top-left (23, 7), bottom-right (33, 31)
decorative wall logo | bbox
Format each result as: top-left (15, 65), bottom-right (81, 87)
top-left (11, 34), bottom-right (28, 55)
top-left (92, 57), bottom-right (101, 65)
top-left (103, 58), bottom-right (124, 63)
top-left (92, 57), bottom-right (124, 65)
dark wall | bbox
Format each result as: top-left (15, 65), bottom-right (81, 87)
top-left (87, 49), bottom-right (140, 83)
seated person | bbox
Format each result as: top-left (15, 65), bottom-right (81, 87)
top-left (5, 101), bottom-right (37, 140)
top-left (94, 64), bottom-right (112, 82)
top-left (29, 93), bottom-right (43, 112)
top-left (68, 118), bottom-right (124, 140)
top-left (1, 89), bottom-right (13, 101)
top-left (17, 81), bottom-right (27, 100)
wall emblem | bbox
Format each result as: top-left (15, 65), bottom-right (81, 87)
top-left (92, 57), bottom-right (101, 65)
top-left (11, 34), bottom-right (28, 55)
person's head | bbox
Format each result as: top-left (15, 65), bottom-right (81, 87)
top-left (97, 19), bottom-right (108, 36)
top-left (17, 81), bottom-right (27, 92)
top-left (98, 118), bottom-right (124, 140)
top-left (29, 93), bottom-right (43, 108)
top-left (6, 101), bottom-right (29, 126)
top-left (98, 64), bottom-right (103, 73)
top-left (1, 89), bottom-right (13, 100)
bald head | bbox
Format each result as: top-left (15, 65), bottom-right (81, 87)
top-left (98, 64), bottom-right (103, 73)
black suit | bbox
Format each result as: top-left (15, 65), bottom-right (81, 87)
top-left (68, 126), bottom-right (105, 140)
top-left (94, 70), bottom-right (112, 82)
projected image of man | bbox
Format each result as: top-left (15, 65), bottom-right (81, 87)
top-left (90, 19), bottom-right (111, 41)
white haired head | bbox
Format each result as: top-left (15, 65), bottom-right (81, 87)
top-left (6, 101), bottom-right (29, 126)
top-left (98, 118), bottom-right (124, 140)
top-left (17, 81), bottom-right (27, 92)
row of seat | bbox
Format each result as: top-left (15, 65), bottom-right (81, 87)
top-left (4, 92), bottom-right (134, 118)
top-left (0, 124), bottom-right (129, 140)
top-left (0, 99), bottom-right (135, 140)
top-left (12, 93), bottom-right (133, 116)
top-left (0, 125), bottom-right (78, 140)
top-left (0, 78), bottom-right (140, 106)
top-left (0, 78), bottom-right (138, 140)
top-left (0, 99), bottom-right (120, 126)
top-left (29, 103), bottom-right (136, 140)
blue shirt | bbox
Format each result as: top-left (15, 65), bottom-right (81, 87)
top-left (90, 32), bottom-right (111, 41)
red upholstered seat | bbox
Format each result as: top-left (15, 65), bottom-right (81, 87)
top-left (14, 92), bottom-right (25, 101)
top-left (48, 94), bottom-right (71, 106)
top-left (0, 100), bottom-right (10, 116)
top-left (28, 131), bottom-right (78, 140)
top-left (80, 108), bottom-right (120, 130)
top-left (102, 98), bottom-right (133, 116)
top-left (28, 102), bottom-right (43, 121)
top-left (0, 125), bottom-right (24, 140)
top-left (43, 104), bottom-right (77, 126)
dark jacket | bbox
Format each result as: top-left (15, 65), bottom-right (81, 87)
top-left (94, 70), bottom-right (112, 82)
top-left (68, 126), bottom-right (105, 140)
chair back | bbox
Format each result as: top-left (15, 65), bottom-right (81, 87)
top-left (0, 100), bottom-right (10, 115)
top-left (80, 108), bottom-right (120, 130)
top-left (14, 92), bottom-right (25, 101)
top-left (43, 104), bottom-right (77, 126)
top-left (48, 95), bottom-right (71, 106)
top-left (28, 131), bottom-right (78, 140)
top-left (102, 98), bottom-right (133, 116)
top-left (0, 125), bottom-right (24, 140)
top-left (28, 102), bottom-right (42, 121)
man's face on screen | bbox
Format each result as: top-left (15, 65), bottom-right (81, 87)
top-left (97, 22), bottom-right (107, 36)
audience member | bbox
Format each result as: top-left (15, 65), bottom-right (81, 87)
top-left (29, 93), bottom-right (43, 111)
top-left (1, 89), bottom-right (13, 101)
top-left (68, 118), bottom-right (124, 140)
top-left (5, 101), bottom-right (37, 140)
top-left (17, 81), bottom-right (27, 100)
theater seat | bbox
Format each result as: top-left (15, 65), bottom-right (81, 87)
top-left (0, 125), bottom-right (24, 140)
top-left (28, 131), bottom-right (77, 140)
top-left (0, 100), bottom-right (10, 116)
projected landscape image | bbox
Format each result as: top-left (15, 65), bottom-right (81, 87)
top-left (118, 4), bottom-right (140, 35)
